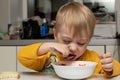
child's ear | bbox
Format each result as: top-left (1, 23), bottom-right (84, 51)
top-left (53, 28), bottom-right (57, 40)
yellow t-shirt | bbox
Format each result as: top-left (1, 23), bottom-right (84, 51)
top-left (17, 43), bottom-right (120, 77)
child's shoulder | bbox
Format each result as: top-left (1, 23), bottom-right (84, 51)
top-left (86, 49), bottom-right (98, 53)
top-left (80, 49), bottom-right (100, 62)
top-left (85, 49), bottom-right (99, 57)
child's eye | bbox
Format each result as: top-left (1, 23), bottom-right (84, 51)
top-left (63, 40), bottom-right (71, 44)
top-left (77, 43), bottom-right (85, 46)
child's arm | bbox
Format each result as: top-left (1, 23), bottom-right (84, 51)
top-left (37, 42), bottom-right (70, 57)
top-left (17, 43), bottom-right (48, 71)
top-left (17, 42), bottom-right (70, 71)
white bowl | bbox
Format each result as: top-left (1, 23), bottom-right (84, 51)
top-left (52, 61), bottom-right (97, 79)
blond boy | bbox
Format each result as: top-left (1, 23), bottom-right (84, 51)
top-left (18, 2), bottom-right (120, 77)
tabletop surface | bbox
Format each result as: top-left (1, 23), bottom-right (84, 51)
top-left (0, 39), bottom-right (119, 46)
top-left (20, 72), bottom-right (120, 80)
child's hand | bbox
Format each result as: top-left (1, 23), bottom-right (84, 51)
top-left (38, 42), bottom-right (69, 56)
top-left (49, 43), bottom-right (70, 57)
top-left (99, 53), bottom-right (113, 72)
top-left (39, 42), bottom-right (75, 60)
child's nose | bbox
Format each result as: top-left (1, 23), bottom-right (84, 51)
top-left (68, 43), bottom-right (77, 52)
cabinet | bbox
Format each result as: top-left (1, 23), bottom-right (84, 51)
top-left (94, 24), bottom-right (116, 38)
top-left (106, 46), bottom-right (119, 61)
top-left (0, 46), bottom-right (16, 72)
top-left (0, 0), bottom-right (23, 32)
top-left (87, 46), bottom-right (104, 54)
top-left (87, 45), bottom-right (119, 61)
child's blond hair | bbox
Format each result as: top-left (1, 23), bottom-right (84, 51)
top-left (54, 2), bottom-right (96, 38)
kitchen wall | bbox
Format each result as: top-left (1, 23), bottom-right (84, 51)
top-left (0, 0), bottom-right (10, 32)
top-left (0, 0), bottom-right (120, 35)
top-left (0, 0), bottom-right (24, 32)
top-left (0, 0), bottom-right (83, 33)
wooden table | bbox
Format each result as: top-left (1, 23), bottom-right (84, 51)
top-left (20, 72), bottom-right (120, 80)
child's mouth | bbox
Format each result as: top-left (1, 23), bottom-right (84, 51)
top-left (65, 54), bottom-right (76, 60)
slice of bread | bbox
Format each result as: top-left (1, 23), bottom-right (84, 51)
top-left (0, 72), bottom-right (20, 80)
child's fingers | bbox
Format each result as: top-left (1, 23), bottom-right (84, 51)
top-left (99, 53), bottom-right (113, 72)
top-left (102, 61), bottom-right (113, 72)
top-left (103, 67), bottom-right (113, 72)
top-left (99, 53), bottom-right (112, 59)
top-left (99, 53), bottom-right (113, 64)
top-left (50, 47), bottom-right (69, 57)
top-left (101, 58), bottom-right (113, 64)
top-left (102, 62), bottom-right (113, 69)
top-left (104, 53), bottom-right (112, 58)
top-left (99, 54), bottom-right (104, 59)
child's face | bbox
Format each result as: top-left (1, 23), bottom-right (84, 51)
top-left (54, 25), bottom-right (90, 60)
